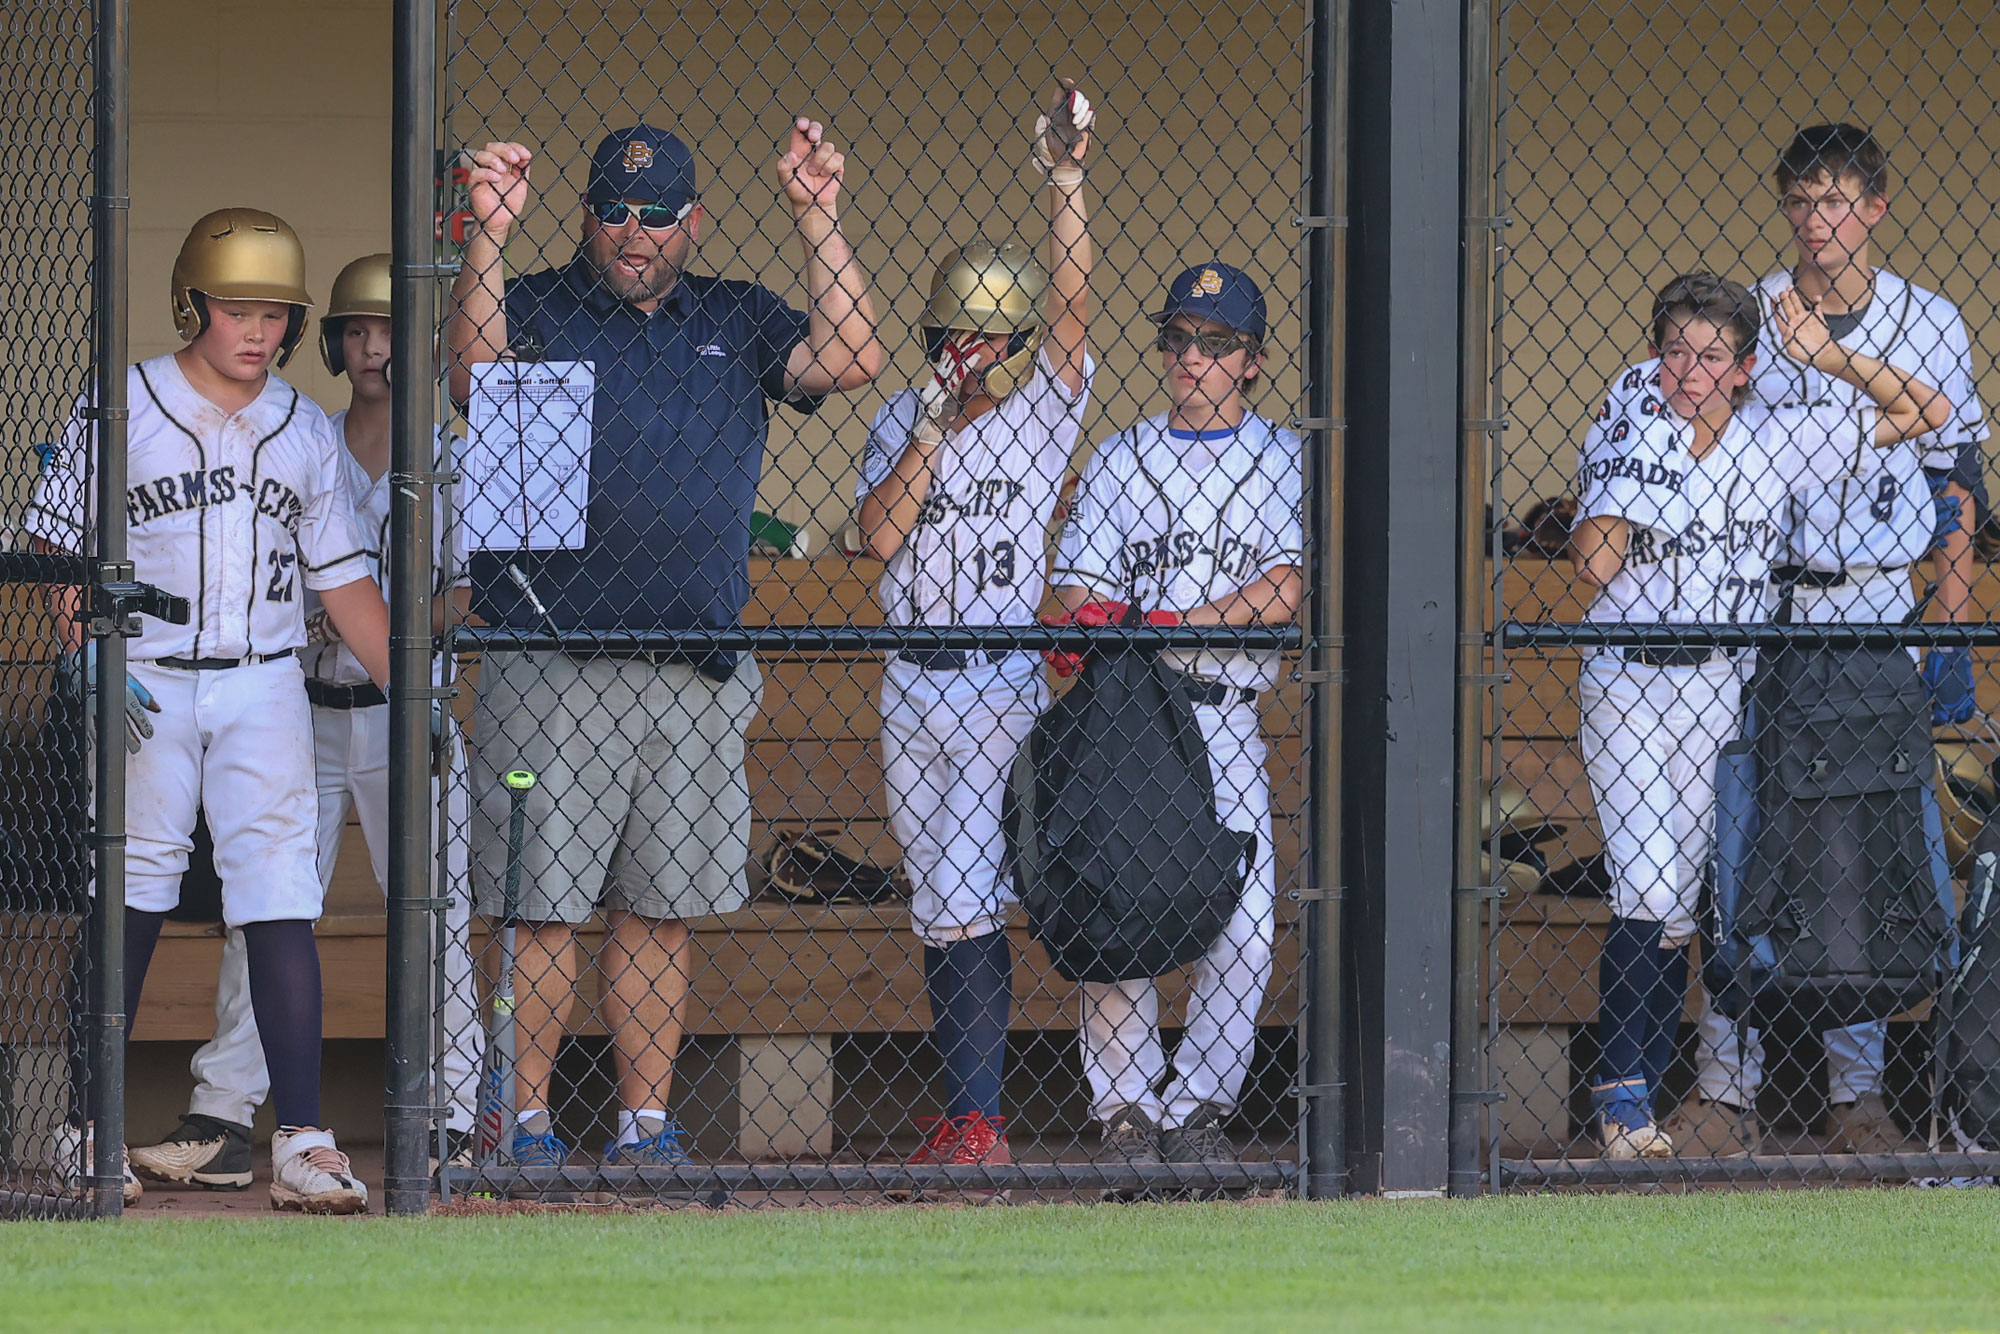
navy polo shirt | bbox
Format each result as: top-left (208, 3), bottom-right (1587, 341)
top-left (469, 255), bottom-right (818, 651)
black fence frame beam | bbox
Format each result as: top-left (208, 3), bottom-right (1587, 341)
top-left (385, 0), bottom-right (440, 1218)
top-left (1339, 0), bottom-right (1466, 1196)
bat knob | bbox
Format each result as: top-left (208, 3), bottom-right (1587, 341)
top-left (505, 769), bottom-right (538, 792)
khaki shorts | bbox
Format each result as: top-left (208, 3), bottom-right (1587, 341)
top-left (469, 650), bottom-right (763, 924)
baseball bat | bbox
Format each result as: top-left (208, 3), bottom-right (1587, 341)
top-left (477, 768), bottom-right (536, 1164)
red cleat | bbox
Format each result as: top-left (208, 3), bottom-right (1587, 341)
top-left (908, 1112), bottom-right (1012, 1166)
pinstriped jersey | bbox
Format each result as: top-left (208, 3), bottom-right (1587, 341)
top-left (1576, 369), bottom-right (1880, 625)
top-left (24, 353), bottom-right (372, 661)
top-left (1053, 413), bottom-right (1303, 691)
top-left (857, 347), bottom-right (1092, 628)
top-left (300, 412), bottom-right (470, 687)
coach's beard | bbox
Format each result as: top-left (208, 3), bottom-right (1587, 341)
top-left (588, 241), bottom-right (683, 305)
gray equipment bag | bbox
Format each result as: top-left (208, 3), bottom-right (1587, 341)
top-left (1710, 643), bottom-right (1949, 1028)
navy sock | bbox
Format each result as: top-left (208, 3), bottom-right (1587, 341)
top-left (241, 919), bottom-right (322, 1128)
top-left (124, 907), bottom-right (169, 1036)
top-left (924, 932), bottom-right (1013, 1121)
top-left (65, 907), bottom-right (168, 1119)
top-left (1595, 916), bottom-right (1666, 1108)
top-left (1642, 941), bottom-right (1690, 1099)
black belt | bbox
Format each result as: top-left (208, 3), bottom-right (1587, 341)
top-left (560, 647), bottom-right (735, 682)
top-left (898, 648), bottom-right (1008, 671)
top-left (1620, 645), bottom-right (1720, 669)
top-left (1181, 678), bottom-right (1258, 707)
top-left (1772, 563), bottom-right (1906, 589)
top-left (305, 678), bottom-right (386, 710)
top-left (152, 647), bottom-right (295, 672)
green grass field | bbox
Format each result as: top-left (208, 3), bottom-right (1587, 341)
top-left (4, 1191), bottom-right (1999, 1331)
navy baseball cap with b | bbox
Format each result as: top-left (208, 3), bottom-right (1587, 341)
top-left (1150, 262), bottom-right (1267, 342)
top-left (586, 125), bottom-right (697, 214)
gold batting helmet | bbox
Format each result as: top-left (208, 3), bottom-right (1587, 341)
top-left (320, 253), bottom-right (392, 375)
top-left (170, 208), bottom-right (314, 367)
top-left (1936, 739), bottom-right (1999, 880)
top-left (923, 239), bottom-right (1047, 400)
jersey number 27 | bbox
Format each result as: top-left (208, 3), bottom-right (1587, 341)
top-left (266, 550), bottom-right (297, 602)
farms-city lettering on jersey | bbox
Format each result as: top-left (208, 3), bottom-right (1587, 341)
top-left (1119, 530), bottom-right (1268, 582)
top-left (125, 466), bottom-right (306, 534)
top-left (1623, 513), bottom-right (1780, 569)
top-left (916, 477), bottom-right (1027, 525)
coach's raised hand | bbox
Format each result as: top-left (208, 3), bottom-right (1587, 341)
top-left (467, 141), bottom-right (534, 243)
top-left (775, 117), bottom-right (845, 223)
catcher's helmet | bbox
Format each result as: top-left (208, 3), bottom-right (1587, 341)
top-left (170, 208), bottom-right (313, 367)
top-left (320, 253), bottom-right (392, 376)
top-left (922, 239), bottom-right (1047, 400)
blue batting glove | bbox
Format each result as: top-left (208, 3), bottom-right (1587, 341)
top-left (61, 643), bottom-right (161, 754)
top-left (1923, 646), bottom-right (1977, 726)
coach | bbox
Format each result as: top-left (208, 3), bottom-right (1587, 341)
top-left (446, 118), bottom-right (885, 1167)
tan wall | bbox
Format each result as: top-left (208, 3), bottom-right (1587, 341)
top-left (4, 0), bottom-right (1307, 546)
top-left (446, 0), bottom-right (1307, 538)
top-left (1499, 0), bottom-right (2000, 513)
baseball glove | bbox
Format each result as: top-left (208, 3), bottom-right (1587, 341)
top-left (762, 830), bottom-right (905, 905)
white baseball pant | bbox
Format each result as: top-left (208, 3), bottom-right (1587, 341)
top-left (123, 656), bottom-right (323, 926)
top-left (880, 651), bottom-right (1049, 947)
top-left (1576, 650), bottom-right (1743, 945)
top-left (1079, 694), bottom-right (1275, 1131)
top-left (1691, 568), bottom-right (1911, 1107)
top-left (186, 702), bottom-right (481, 1131)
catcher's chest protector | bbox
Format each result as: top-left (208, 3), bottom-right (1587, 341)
top-left (1948, 821), bottom-right (2000, 1148)
top-left (1713, 645), bottom-right (1949, 1027)
top-left (1020, 644), bottom-right (1251, 984)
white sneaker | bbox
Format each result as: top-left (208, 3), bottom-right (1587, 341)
top-left (50, 1123), bottom-right (142, 1206)
top-left (270, 1127), bottom-right (368, 1215)
top-left (1598, 1110), bottom-right (1674, 1161)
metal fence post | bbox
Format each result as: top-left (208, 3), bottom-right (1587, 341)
top-left (86, 0), bottom-right (132, 1221)
top-left (1450, 0), bottom-right (1501, 1200)
top-left (385, 0), bottom-right (441, 1217)
top-left (1300, 0), bottom-right (1348, 1201)
top-left (1339, 0), bottom-right (1465, 1197)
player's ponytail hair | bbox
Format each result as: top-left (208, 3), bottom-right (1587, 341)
top-left (1649, 272), bottom-right (1760, 407)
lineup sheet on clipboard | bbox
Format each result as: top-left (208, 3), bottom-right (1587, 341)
top-left (464, 359), bottom-right (596, 550)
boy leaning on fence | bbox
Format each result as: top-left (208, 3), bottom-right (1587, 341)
top-left (1045, 262), bottom-right (1302, 1172)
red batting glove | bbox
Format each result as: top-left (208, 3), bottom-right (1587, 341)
top-left (1042, 602), bottom-right (1181, 677)
top-left (1041, 600), bottom-right (1123, 678)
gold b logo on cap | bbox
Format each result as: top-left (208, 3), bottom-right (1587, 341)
top-left (622, 140), bottom-right (655, 173)
top-left (1195, 268), bottom-right (1224, 296)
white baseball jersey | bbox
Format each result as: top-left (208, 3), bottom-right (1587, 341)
top-left (857, 347), bottom-right (1092, 627)
top-left (1746, 273), bottom-right (1962, 569)
top-left (1577, 369), bottom-right (1876, 625)
top-left (1752, 268), bottom-right (1985, 489)
top-left (1053, 413), bottom-right (1303, 690)
top-left (299, 412), bottom-right (471, 687)
top-left (23, 353), bottom-right (371, 661)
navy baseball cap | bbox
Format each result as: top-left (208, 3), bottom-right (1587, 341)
top-left (1149, 262), bottom-right (1267, 341)
top-left (586, 126), bottom-right (697, 212)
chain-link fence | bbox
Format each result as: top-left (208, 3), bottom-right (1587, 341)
top-left (1, 0), bottom-right (134, 1219)
top-left (1485, 0), bottom-right (2000, 1188)
top-left (385, 0), bottom-right (1330, 1205)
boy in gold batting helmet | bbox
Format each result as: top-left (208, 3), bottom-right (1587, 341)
top-left (30, 209), bottom-right (392, 1212)
top-left (132, 251), bottom-right (489, 1186)
top-left (853, 80), bottom-right (1098, 1175)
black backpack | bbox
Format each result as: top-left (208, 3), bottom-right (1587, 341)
top-left (1017, 631), bottom-right (1252, 984)
top-left (1705, 643), bottom-right (1951, 1028)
